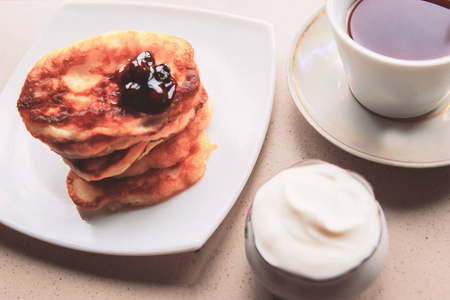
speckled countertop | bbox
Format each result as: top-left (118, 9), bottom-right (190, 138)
top-left (1, 1), bottom-right (449, 299)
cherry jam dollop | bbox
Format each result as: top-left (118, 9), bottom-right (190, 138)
top-left (116, 51), bottom-right (177, 114)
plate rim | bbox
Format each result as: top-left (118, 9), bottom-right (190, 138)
top-left (0, 1), bottom-right (276, 255)
top-left (287, 4), bottom-right (450, 169)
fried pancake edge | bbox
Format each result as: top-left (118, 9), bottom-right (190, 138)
top-left (66, 131), bottom-right (216, 211)
top-left (17, 30), bottom-right (203, 159)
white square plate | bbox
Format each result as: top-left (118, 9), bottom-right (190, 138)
top-left (0, 2), bottom-right (275, 255)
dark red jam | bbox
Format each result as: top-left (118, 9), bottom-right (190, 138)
top-left (115, 51), bottom-right (177, 114)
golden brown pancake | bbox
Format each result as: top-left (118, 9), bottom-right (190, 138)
top-left (66, 131), bottom-right (216, 211)
top-left (62, 140), bottom-right (153, 182)
top-left (117, 98), bottom-right (213, 178)
top-left (62, 93), bottom-right (211, 181)
top-left (17, 31), bottom-right (204, 159)
top-left (17, 30), bottom-right (216, 212)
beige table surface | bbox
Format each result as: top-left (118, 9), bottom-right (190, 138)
top-left (1, 0), bottom-right (449, 299)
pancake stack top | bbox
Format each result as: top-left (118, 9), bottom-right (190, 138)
top-left (17, 30), bottom-right (215, 211)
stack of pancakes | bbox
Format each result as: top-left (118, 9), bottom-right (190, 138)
top-left (17, 31), bottom-right (215, 211)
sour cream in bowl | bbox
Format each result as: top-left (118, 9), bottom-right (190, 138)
top-left (245, 160), bottom-right (388, 300)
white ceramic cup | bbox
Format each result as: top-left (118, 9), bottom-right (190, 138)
top-left (326, 0), bottom-right (450, 119)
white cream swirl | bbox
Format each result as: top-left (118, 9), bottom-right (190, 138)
top-left (251, 162), bottom-right (381, 280)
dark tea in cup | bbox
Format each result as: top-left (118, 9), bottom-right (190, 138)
top-left (347, 0), bottom-right (450, 60)
top-left (327, 0), bottom-right (450, 118)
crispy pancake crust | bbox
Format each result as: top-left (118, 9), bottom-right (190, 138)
top-left (117, 98), bottom-right (213, 178)
top-left (17, 31), bottom-right (203, 159)
top-left (62, 140), bottom-right (152, 181)
top-left (66, 131), bottom-right (216, 211)
top-left (63, 95), bottom-right (211, 181)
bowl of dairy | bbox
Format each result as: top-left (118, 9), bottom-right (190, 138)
top-left (245, 160), bottom-right (389, 300)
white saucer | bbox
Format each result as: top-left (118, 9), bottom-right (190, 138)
top-left (287, 6), bottom-right (450, 168)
